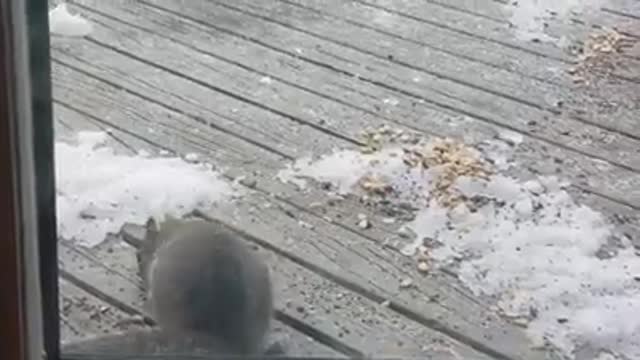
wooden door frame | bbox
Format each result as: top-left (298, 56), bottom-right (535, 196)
top-left (1, 1), bottom-right (58, 360)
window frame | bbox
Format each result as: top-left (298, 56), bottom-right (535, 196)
top-left (1, 1), bottom-right (59, 360)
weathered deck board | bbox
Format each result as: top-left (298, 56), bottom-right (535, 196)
top-left (277, 0), bottom-right (640, 134)
top-left (275, 0), bottom-right (576, 83)
top-left (408, 0), bottom-right (640, 73)
top-left (65, 0), bottom-right (640, 156)
top-left (276, 0), bottom-right (570, 84)
top-left (64, 0), bottom-right (640, 210)
top-left (59, 277), bottom-right (148, 344)
top-left (50, 70), bottom-right (553, 360)
top-left (48, 3), bottom-right (640, 357)
top-left (51, 1), bottom-right (640, 229)
top-left (354, 0), bottom-right (570, 61)
top-left (604, 6), bottom-right (640, 21)
top-left (234, 0), bottom-right (640, 170)
top-left (205, 0), bottom-right (640, 168)
top-left (375, 0), bottom-right (636, 37)
top-left (53, 103), bottom-right (502, 359)
top-left (51, 52), bottom-right (640, 358)
top-left (54, 103), bottom-right (151, 156)
top-left (51, 0), bottom-right (640, 359)
top-left (53, 99), bottom-right (506, 358)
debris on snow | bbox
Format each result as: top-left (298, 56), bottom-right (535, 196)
top-left (503, 0), bottom-right (605, 44)
top-left (567, 28), bottom-right (634, 84)
top-left (277, 126), bottom-right (640, 359)
top-left (184, 152), bottom-right (200, 163)
top-left (49, 3), bottom-right (93, 37)
top-left (279, 134), bottom-right (492, 209)
top-left (56, 131), bottom-right (239, 246)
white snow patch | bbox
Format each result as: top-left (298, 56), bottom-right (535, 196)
top-left (277, 142), bottom-right (640, 359)
top-left (56, 131), bottom-right (239, 246)
top-left (593, 352), bottom-right (625, 360)
top-left (383, 98), bottom-right (399, 106)
top-left (278, 148), bottom-right (403, 194)
top-left (425, 176), bottom-right (639, 358)
top-left (503, 0), bottom-right (606, 43)
top-left (277, 147), bottom-right (443, 206)
top-left (184, 152), bottom-right (199, 162)
top-left (49, 3), bottom-right (93, 37)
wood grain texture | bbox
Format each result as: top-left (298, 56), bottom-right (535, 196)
top-left (50, 78), bottom-right (542, 359)
top-left (59, 277), bottom-right (148, 345)
top-left (205, 0), bottom-right (640, 173)
top-left (52, 1), bottom-right (640, 235)
top-left (54, 113), bottom-right (494, 359)
top-left (276, 0), bottom-right (640, 137)
top-left (51, 0), bottom-right (640, 359)
top-left (63, 0), bottom-right (640, 209)
top-left (350, 0), bottom-right (640, 137)
top-left (59, 112), bottom-right (496, 359)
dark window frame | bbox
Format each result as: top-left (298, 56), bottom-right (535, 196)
top-left (1, 1), bottom-right (59, 360)
top-left (0, 2), bottom-right (29, 359)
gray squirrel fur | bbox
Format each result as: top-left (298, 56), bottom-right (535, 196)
top-left (136, 215), bottom-right (279, 356)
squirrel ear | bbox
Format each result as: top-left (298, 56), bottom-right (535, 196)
top-left (143, 217), bottom-right (160, 247)
top-left (145, 217), bottom-right (159, 232)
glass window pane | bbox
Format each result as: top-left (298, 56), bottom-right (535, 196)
top-left (38, 1), bottom-right (640, 360)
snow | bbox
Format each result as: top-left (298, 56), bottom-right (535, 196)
top-left (55, 131), bottom-right (240, 247)
top-left (184, 152), bottom-right (199, 162)
top-left (502, 0), bottom-right (606, 43)
top-left (49, 3), bottom-right (93, 37)
top-left (277, 136), bottom-right (640, 360)
top-left (278, 148), bottom-right (409, 195)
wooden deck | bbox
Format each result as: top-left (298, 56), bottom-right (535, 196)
top-left (52, 1), bottom-right (640, 359)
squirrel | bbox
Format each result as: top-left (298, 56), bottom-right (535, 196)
top-left (135, 215), bottom-right (281, 356)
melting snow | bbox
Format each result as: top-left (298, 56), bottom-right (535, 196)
top-left (502, 0), bottom-right (606, 43)
top-left (56, 131), bottom-right (239, 246)
top-left (49, 3), bottom-right (93, 37)
top-left (277, 137), bottom-right (640, 359)
top-left (278, 148), bottom-right (409, 195)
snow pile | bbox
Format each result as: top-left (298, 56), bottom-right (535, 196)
top-left (49, 3), bottom-right (93, 37)
top-left (56, 131), bottom-right (239, 246)
top-left (278, 147), bottom-right (412, 195)
top-left (277, 135), bottom-right (640, 359)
